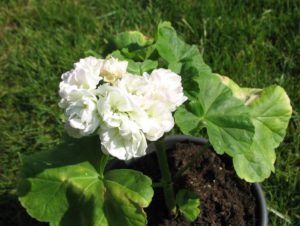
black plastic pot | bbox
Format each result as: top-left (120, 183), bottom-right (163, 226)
top-left (155, 135), bottom-right (268, 226)
top-left (108, 135), bottom-right (269, 226)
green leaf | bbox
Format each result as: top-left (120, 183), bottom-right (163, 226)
top-left (127, 59), bottom-right (158, 75)
top-left (218, 75), bottom-right (262, 104)
top-left (174, 106), bottom-right (202, 135)
top-left (155, 21), bottom-right (211, 75)
top-left (112, 31), bottom-right (153, 50)
top-left (175, 72), bottom-right (295, 182)
top-left (155, 22), bottom-right (185, 64)
top-left (207, 75), bottom-right (292, 181)
top-left (18, 137), bottom-right (154, 226)
top-left (112, 31), bottom-right (156, 61)
top-left (176, 73), bottom-right (255, 157)
top-left (168, 62), bottom-right (182, 74)
top-left (175, 75), bottom-right (292, 182)
top-left (102, 169), bottom-right (153, 226)
top-left (180, 45), bottom-right (211, 76)
top-left (109, 49), bottom-right (126, 60)
top-left (121, 45), bottom-right (156, 61)
top-left (249, 86), bottom-right (291, 147)
top-left (176, 73), bottom-right (292, 182)
top-left (110, 50), bottom-right (157, 75)
top-left (176, 189), bottom-right (200, 223)
top-left (139, 60), bottom-right (158, 73)
top-left (19, 136), bottom-right (102, 178)
top-left (233, 86), bottom-right (292, 182)
top-left (104, 169), bottom-right (153, 208)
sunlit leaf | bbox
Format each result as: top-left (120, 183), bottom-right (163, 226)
top-left (233, 85), bottom-right (292, 182)
top-left (155, 21), bottom-right (211, 76)
top-left (112, 31), bottom-right (153, 50)
top-left (18, 136), bottom-right (153, 226)
top-left (176, 73), bottom-right (255, 156)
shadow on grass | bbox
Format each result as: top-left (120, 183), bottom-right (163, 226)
top-left (0, 193), bottom-right (47, 226)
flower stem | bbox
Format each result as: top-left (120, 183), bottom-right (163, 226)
top-left (99, 154), bottom-right (110, 178)
top-left (155, 139), bottom-right (177, 215)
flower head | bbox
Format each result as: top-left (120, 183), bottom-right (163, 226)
top-left (59, 56), bottom-right (187, 160)
top-left (59, 56), bottom-right (103, 94)
top-left (144, 69), bottom-right (187, 112)
top-left (99, 117), bottom-right (147, 160)
top-left (97, 84), bottom-right (136, 128)
top-left (59, 56), bottom-right (103, 108)
top-left (58, 56), bottom-right (103, 137)
top-left (115, 72), bottom-right (180, 141)
top-left (63, 90), bottom-right (100, 138)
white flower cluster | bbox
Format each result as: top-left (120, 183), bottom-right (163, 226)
top-left (59, 56), bottom-right (187, 160)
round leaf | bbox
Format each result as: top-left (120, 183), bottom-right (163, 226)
top-left (18, 137), bottom-right (154, 226)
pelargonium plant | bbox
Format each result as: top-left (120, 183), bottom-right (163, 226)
top-left (18, 22), bottom-right (292, 226)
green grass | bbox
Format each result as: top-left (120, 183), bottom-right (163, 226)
top-left (0, 0), bottom-right (299, 225)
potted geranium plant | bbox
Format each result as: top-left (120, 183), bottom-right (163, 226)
top-left (17, 22), bottom-right (292, 226)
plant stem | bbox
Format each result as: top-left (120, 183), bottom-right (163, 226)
top-left (99, 154), bottom-right (110, 178)
top-left (155, 138), bottom-right (177, 215)
top-left (174, 143), bottom-right (210, 180)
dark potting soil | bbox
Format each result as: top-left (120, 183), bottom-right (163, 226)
top-left (127, 142), bottom-right (257, 226)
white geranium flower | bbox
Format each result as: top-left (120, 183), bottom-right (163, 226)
top-left (144, 69), bottom-right (187, 112)
top-left (100, 57), bottom-right (128, 83)
top-left (99, 115), bottom-right (147, 160)
top-left (59, 56), bottom-right (103, 108)
top-left (130, 101), bottom-right (175, 141)
top-left (73, 56), bottom-right (103, 87)
top-left (63, 90), bottom-right (100, 138)
top-left (58, 56), bottom-right (186, 155)
top-left (115, 73), bottom-right (150, 106)
top-left (115, 73), bottom-right (176, 141)
top-left (96, 84), bottom-right (148, 159)
top-left (139, 101), bottom-right (174, 141)
top-left (97, 84), bottom-right (135, 128)
top-left (58, 57), bottom-right (103, 137)
top-left (59, 56), bottom-right (103, 94)
top-left (116, 73), bottom-right (149, 95)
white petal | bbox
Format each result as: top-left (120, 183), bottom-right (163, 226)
top-left (99, 120), bottom-right (147, 160)
top-left (146, 68), bottom-right (187, 111)
top-left (63, 90), bottom-right (100, 138)
top-left (100, 57), bottom-right (128, 83)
